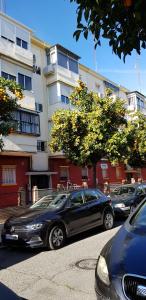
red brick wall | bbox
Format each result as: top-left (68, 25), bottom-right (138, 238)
top-left (0, 156), bottom-right (30, 208)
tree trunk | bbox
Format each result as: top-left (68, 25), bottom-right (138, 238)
top-left (93, 162), bottom-right (97, 188)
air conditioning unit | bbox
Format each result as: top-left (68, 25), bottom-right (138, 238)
top-left (43, 64), bottom-right (55, 76)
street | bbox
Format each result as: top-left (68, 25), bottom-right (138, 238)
top-left (0, 221), bottom-right (123, 300)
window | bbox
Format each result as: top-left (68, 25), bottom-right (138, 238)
top-left (1, 20), bottom-right (15, 43)
top-left (35, 103), bottom-right (43, 112)
top-left (102, 168), bottom-right (109, 179)
top-left (70, 191), bottom-right (84, 207)
top-left (84, 190), bottom-right (100, 202)
top-left (58, 52), bottom-right (68, 68)
top-left (137, 97), bottom-right (144, 111)
top-left (68, 58), bottom-right (78, 74)
top-left (1, 71), bottom-right (16, 81)
top-left (116, 167), bottom-right (122, 179)
top-left (13, 110), bottom-right (40, 135)
top-left (61, 95), bottom-right (69, 104)
top-left (2, 166), bottom-right (16, 185)
top-left (58, 51), bottom-right (79, 74)
top-left (81, 167), bottom-right (88, 180)
top-left (59, 166), bottom-right (69, 181)
top-left (37, 141), bottom-right (46, 152)
top-left (16, 37), bottom-right (28, 49)
top-left (18, 73), bottom-right (32, 90)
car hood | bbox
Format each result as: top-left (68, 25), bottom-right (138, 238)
top-left (104, 223), bottom-right (146, 277)
top-left (7, 208), bottom-right (57, 226)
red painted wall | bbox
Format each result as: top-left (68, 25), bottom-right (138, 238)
top-left (49, 158), bottom-right (126, 191)
top-left (0, 156), bottom-right (30, 208)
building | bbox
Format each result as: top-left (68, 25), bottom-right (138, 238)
top-left (0, 12), bottom-right (55, 207)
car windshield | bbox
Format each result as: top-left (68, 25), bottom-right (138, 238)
top-left (30, 193), bottom-right (69, 209)
top-left (130, 201), bottom-right (146, 228)
top-left (111, 186), bottom-right (135, 196)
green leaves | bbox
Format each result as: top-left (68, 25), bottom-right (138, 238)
top-left (0, 77), bottom-right (23, 150)
top-left (69, 0), bottom-right (146, 60)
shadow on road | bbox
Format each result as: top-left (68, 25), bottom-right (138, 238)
top-left (0, 219), bottom-right (124, 270)
top-left (65, 218), bottom-right (124, 248)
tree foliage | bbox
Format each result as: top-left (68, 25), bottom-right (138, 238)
top-left (50, 81), bottom-right (141, 186)
top-left (0, 77), bottom-right (23, 150)
top-left (70, 0), bottom-right (146, 60)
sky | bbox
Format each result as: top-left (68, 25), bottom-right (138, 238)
top-left (5, 0), bottom-right (146, 95)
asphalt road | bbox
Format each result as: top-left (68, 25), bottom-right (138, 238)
top-left (0, 221), bottom-right (123, 300)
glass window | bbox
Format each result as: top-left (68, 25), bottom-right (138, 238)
top-left (81, 167), bottom-right (88, 180)
top-left (58, 52), bottom-right (68, 69)
top-left (1, 71), bottom-right (16, 81)
top-left (16, 37), bottom-right (21, 46)
top-left (13, 109), bottom-right (40, 135)
top-left (22, 40), bottom-right (28, 49)
top-left (25, 75), bottom-right (32, 91)
top-left (18, 73), bottom-right (24, 89)
top-left (2, 166), bottom-right (16, 184)
top-left (84, 190), bottom-right (99, 202)
top-left (59, 166), bottom-right (69, 180)
top-left (70, 191), bottom-right (84, 207)
top-left (69, 58), bottom-right (78, 74)
top-left (102, 168), bottom-right (109, 179)
top-left (18, 73), bottom-right (32, 90)
top-left (37, 141), bottom-right (46, 152)
top-left (61, 95), bottom-right (69, 104)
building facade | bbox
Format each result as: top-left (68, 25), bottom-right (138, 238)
top-left (0, 12), bottom-right (146, 207)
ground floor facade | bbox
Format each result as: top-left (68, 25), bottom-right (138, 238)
top-left (0, 154), bottom-right (146, 208)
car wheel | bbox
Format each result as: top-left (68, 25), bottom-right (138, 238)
top-left (103, 211), bottom-right (114, 230)
top-left (47, 225), bottom-right (65, 250)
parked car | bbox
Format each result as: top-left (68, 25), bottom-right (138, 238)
top-left (1, 189), bottom-right (114, 250)
top-left (95, 198), bottom-right (146, 299)
top-left (0, 282), bottom-right (27, 300)
top-left (110, 183), bottom-right (146, 217)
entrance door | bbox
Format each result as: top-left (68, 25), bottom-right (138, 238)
top-left (31, 175), bottom-right (49, 189)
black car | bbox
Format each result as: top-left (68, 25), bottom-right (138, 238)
top-left (95, 198), bottom-right (146, 300)
top-left (2, 189), bottom-right (114, 250)
top-left (110, 183), bottom-right (146, 217)
top-left (0, 282), bottom-right (26, 300)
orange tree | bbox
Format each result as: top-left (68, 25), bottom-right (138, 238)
top-left (70, 0), bottom-right (146, 60)
top-left (50, 81), bottom-right (146, 186)
top-left (0, 77), bottom-right (23, 150)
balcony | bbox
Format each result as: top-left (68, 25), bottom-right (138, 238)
top-left (0, 38), bottom-right (33, 67)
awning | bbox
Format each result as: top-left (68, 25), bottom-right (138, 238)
top-left (26, 171), bottom-right (57, 176)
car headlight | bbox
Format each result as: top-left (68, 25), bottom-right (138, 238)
top-left (25, 223), bottom-right (43, 230)
top-left (96, 255), bottom-right (110, 286)
top-left (114, 203), bottom-right (125, 208)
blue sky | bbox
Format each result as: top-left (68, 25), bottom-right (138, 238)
top-left (6, 0), bottom-right (146, 94)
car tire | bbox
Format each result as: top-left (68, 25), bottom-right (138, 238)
top-left (47, 225), bottom-right (66, 250)
top-left (103, 211), bottom-right (114, 230)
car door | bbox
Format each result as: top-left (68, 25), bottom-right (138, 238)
top-left (63, 190), bottom-right (90, 236)
top-left (83, 189), bottom-right (104, 228)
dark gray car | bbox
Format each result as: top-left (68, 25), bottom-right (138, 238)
top-left (110, 183), bottom-right (146, 217)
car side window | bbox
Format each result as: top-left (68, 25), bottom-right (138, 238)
top-left (70, 192), bottom-right (84, 207)
top-left (142, 185), bottom-right (146, 193)
top-left (84, 190), bottom-right (99, 203)
top-left (136, 186), bottom-right (144, 195)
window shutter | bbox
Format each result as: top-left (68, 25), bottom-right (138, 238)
top-left (16, 26), bottom-right (29, 43)
top-left (1, 19), bottom-right (15, 41)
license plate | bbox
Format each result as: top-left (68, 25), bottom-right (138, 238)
top-left (5, 234), bottom-right (18, 240)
